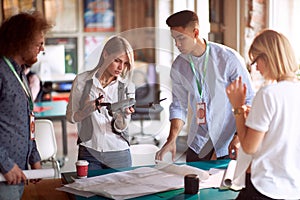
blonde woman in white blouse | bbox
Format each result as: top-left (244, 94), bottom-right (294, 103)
top-left (67, 36), bottom-right (135, 170)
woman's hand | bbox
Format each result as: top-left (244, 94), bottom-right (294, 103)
top-left (74, 94), bottom-right (104, 122)
top-left (228, 135), bottom-right (240, 159)
top-left (114, 106), bottom-right (134, 130)
top-left (226, 76), bottom-right (247, 108)
top-left (124, 106), bottom-right (135, 115)
top-left (95, 94), bottom-right (105, 113)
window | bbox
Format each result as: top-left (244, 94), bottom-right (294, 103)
top-left (269, 0), bottom-right (300, 64)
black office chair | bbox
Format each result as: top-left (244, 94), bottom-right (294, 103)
top-left (130, 64), bottom-right (164, 146)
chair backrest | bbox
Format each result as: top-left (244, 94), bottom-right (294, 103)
top-left (131, 64), bottom-right (162, 120)
top-left (34, 119), bottom-right (57, 160)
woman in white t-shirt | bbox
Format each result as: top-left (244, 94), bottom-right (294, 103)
top-left (226, 29), bottom-right (300, 199)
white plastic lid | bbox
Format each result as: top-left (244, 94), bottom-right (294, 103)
top-left (76, 160), bottom-right (89, 166)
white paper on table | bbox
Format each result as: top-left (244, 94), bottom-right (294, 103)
top-left (56, 186), bottom-right (95, 198)
top-left (200, 168), bottom-right (226, 189)
top-left (0, 168), bottom-right (55, 182)
top-left (62, 167), bottom-right (183, 200)
top-left (59, 162), bottom-right (211, 200)
top-left (155, 160), bottom-right (210, 180)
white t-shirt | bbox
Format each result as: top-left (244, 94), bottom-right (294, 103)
top-left (246, 81), bottom-right (300, 199)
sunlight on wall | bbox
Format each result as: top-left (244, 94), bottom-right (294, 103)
top-left (269, 0), bottom-right (300, 64)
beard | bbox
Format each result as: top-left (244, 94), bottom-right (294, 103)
top-left (23, 55), bottom-right (38, 66)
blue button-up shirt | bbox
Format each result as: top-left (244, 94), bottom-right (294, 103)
top-left (170, 42), bottom-right (255, 157)
top-left (0, 57), bottom-right (41, 174)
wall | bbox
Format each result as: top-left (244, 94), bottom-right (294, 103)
top-left (0, 0), bottom-right (156, 73)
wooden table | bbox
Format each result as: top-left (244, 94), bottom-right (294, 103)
top-left (19, 160), bottom-right (239, 200)
top-left (21, 179), bottom-right (69, 200)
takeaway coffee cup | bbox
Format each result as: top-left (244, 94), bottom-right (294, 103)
top-left (184, 174), bottom-right (200, 194)
top-left (76, 160), bottom-right (89, 178)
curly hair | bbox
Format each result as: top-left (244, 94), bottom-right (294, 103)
top-left (0, 11), bottom-right (52, 57)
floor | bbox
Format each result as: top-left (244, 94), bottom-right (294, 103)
top-left (52, 119), bottom-right (187, 174)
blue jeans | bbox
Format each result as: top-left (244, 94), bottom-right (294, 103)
top-left (78, 145), bottom-right (132, 170)
top-left (0, 182), bottom-right (24, 200)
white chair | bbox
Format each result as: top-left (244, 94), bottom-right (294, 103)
top-left (34, 119), bottom-right (61, 178)
top-left (130, 144), bottom-right (159, 167)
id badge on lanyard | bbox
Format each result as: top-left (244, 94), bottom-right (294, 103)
top-left (196, 102), bottom-right (206, 125)
top-left (30, 111), bottom-right (35, 140)
top-left (189, 42), bottom-right (210, 126)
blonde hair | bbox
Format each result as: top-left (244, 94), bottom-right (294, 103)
top-left (93, 35), bottom-right (134, 81)
top-left (248, 29), bottom-right (298, 81)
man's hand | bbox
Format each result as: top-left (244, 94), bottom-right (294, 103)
top-left (155, 140), bottom-right (177, 162)
top-left (4, 164), bottom-right (26, 185)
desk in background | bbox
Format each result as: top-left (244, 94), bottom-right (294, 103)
top-left (62, 159), bottom-right (239, 200)
top-left (42, 80), bottom-right (73, 101)
top-left (34, 100), bottom-right (68, 166)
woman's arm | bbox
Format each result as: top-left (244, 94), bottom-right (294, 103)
top-left (226, 77), bottom-right (265, 154)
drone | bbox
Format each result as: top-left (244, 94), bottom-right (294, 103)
top-left (95, 96), bottom-right (167, 116)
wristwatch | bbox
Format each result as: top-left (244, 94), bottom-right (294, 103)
top-left (232, 107), bottom-right (245, 116)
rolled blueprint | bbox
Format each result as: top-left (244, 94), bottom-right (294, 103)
top-left (0, 168), bottom-right (55, 182)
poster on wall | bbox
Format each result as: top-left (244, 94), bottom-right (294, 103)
top-left (84, 36), bottom-right (108, 70)
top-left (46, 37), bottom-right (78, 74)
top-left (83, 0), bottom-right (115, 32)
top-left (2, 0), bottom-right (36, 19)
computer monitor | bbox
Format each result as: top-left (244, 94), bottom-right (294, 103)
top-left (31, 44), bottom-right (65, 81)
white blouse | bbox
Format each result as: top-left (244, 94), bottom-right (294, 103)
top-left (67, 70), bottom-right (134, 152)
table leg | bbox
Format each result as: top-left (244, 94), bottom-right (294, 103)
top-left (59, 118), bottom-right (68, 167)
top-left (61, 118), bottom-right (68, 156)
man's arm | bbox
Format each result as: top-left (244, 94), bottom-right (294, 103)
top-left (155, 118), bottom-right (184, 161)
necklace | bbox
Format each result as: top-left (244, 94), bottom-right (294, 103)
top-left (100, 79), bottom-right (109, 88)
top-left (100, 76), bottom-right (116, 88)
top-left (100, 79), bottom-right (108, 85)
